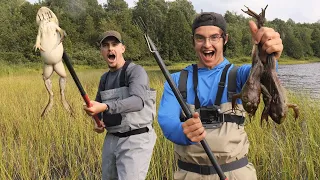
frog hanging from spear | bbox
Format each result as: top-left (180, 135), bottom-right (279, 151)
top-left (34, 7), bottom-right (73, 117)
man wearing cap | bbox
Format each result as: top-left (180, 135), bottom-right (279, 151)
top-left (84, 30), bottom-right (157, 180)
top-left (158, 12), bottom-right (283, 179)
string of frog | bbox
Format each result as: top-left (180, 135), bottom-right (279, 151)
top-left (232, 5), bottom-right (299, 126)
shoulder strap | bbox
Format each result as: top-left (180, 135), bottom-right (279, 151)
top-left (178, 64), bottom-right (236, 107)
top-left (101, 72), bottom-right (109, 91)
top-left (177, 64), bottom-right (199, 108)
top-left (227, 65), bottom-right (238, 102)
top-left (120, 60), bottom-right (132, 87)
top-left (192, 64), bottom-right (201, 109)
top-left (178, 69), bottom-right (188, 101)
top-left (214, 64), bottom-right (232, 105)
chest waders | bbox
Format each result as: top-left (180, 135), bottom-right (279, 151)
top-left (177, 64), bottom-right (249, 175)
top-left (100, 60), bottom-right (157, 136)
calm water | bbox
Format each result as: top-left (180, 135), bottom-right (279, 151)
top-left (278, 62), bottom-right (320, 99)
top-left (149, 62), bottom-right (320, 99)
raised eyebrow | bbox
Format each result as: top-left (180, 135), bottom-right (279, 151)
top-left (194, 34), bottom-right (220, 38)
top-left (210, 33), bottom-right (221, 37)
top-left (194, 34), bottom-right (206, 39)
top-left (102, 41), bottom-right (119, 46)
top-left (101, 42), bottom-right (109, 46)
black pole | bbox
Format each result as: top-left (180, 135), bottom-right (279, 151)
top-left (62, 51), bottom-right (103, 127)
top-left (144, 36), bottom-right (227, 180)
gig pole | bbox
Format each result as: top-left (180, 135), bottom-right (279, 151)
top-left (62, 51), bottom-right (103, 127)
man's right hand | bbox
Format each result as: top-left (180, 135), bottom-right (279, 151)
top-left (182, 112), bottom-right (206, 142)
top-left (93, 120), bottom-right (105, 133)
top-left (83, 100), bottom-right (108, 116)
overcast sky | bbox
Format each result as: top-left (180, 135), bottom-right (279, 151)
top-left (27, 0), bottom-right (320, 23)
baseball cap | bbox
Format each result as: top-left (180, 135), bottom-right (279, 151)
top-left (99, 30), bottom-right (122, 45)
top-left (192, 12), bottom-right (227, 34)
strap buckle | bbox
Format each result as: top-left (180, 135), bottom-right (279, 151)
top-left (201, 105), bottom-right (224, 129)
top-left (218, 81), bottom-right (225, 88)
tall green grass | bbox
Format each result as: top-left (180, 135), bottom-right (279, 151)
top-left (0, 67), bottom-right (319, 179)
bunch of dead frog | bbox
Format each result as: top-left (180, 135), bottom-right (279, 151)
top-left (232, 5), bottom-right (299, 125)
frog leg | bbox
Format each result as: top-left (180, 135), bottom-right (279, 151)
top-left (54, 61), bottom-right (74, 117)
top-left (241, 6), bottom-right (260, 19)
top-left (231, 93), bottom-right (241, 112)
top-left (260, 84), bottom-right (272, 126)
top-left (287, 103), bottom-right (299, 120)
top-left (41, 64), bottom-right (54, 117)
top-left (34, 26), bottom-right (46, 52)
top-left (241, 5), bottom-right (268, 28)
top-left (56, 26), bottom-right (66, 44)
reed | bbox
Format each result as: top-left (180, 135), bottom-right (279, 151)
top-left (0, 67), bottom-right (319, 179)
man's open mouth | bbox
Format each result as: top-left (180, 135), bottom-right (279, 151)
top-left (108, 54), bottom-right (116, 61)
top-left (203, 51), bottom-right (215, 58)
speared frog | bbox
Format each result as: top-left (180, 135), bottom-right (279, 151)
top-left (232, 6), bottom-right (271, 120)
top-left (260, 54), bottom-right (299, 124)
top-left (34, 7), bottom-right (73, 117)
top-left (234, 5), bottom-right (299, 125)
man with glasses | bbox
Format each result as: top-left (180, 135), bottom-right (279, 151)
top-left (158, 12), bottom-right (283, 179)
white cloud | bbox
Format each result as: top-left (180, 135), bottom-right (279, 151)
top-left (26, 0), bottom-right (320, 23)
top-left (192, 0), bottom-right (320, 23)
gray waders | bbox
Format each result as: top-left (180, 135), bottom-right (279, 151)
top-left (100, 61), bottom-right (157, 180)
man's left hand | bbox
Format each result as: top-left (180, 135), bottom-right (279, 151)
top-left (249, 20), bottom-right (283, 61)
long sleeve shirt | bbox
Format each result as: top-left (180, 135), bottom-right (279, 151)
top-left (158, 58), bottom-right (252, 145)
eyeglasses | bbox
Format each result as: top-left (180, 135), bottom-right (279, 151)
top-left (194, 34), bottom-right (223, 45)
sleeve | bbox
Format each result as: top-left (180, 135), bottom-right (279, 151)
top-left (236, 64), bottom-right (251, 90)
top-left (106, 65), bottom-right (146, 114)
top-left (158, 73), bottom-right (196, 145)
top-left (236, 60), bottom-right (279, 90)
top-left (95, 73), bottom-right (107, 103)
top-left (95, 73), bottom-right (107, 119)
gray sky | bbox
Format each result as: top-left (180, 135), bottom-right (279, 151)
top-left (26, 0), bottom-right (320, 23)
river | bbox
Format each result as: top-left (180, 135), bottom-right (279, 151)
top-left (278, 62), bottom-right (320, 99)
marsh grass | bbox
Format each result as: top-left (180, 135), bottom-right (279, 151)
top-left (0, 67), bottom-right (319, 179)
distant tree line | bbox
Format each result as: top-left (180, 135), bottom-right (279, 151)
top-left (1, 0), bottom-right (320, 67)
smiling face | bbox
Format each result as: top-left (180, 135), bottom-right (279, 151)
top-left (193, 26), bottom-right (228, 69)
top-left (100, 37), bottom-right (126, 71)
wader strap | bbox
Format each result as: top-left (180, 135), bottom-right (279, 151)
top-left (214, 64), bottom-right (232, 105)
top-left (102, 60), bottom-right (132, 89)
top-left (178, 64), bottom-right (237, 105)
top-left (119, 60), bottom-right (132, 87)
top-left (228, 65), bottom-right (238, 102)
top-left (178, 64), bottom-right (240, 123)
top-left (178, 69), bottom-right (188, 102)
top-left (178, 157), bottom-right (248, 175)
top-left (192, 64), bottom-right (200, 109)
top-left (111, 127), bottom-right (149, 138)
top-left (218, 114), bottom-right (244, 124)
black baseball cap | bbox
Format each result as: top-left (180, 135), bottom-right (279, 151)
top-left (192, 12), bottom-right (227, 34)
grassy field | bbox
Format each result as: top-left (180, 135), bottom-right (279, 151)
top-left (0, 63), bottom-right (319, 179)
